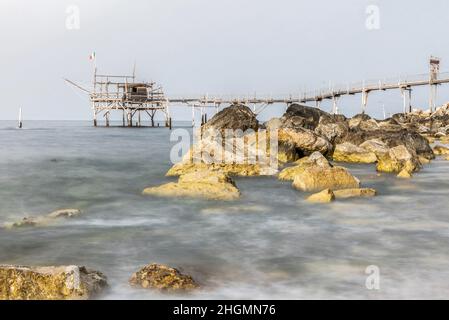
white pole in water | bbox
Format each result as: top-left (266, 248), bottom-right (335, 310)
top-left (18, 107), bottom-right (23, 129)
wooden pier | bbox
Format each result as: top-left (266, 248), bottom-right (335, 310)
top-left (66, 57), bottom-right (449, 127)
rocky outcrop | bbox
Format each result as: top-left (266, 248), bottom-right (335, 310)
top-left (4, 209), bottom-right (82, 229)
top-left (129, 264), bottom-right (199, 292)
top-left (306, 189), bottom-right (335, 203)
top-left (376, 145), bottom-right (420, 174)
top-left (332, 142), bottom-right (377, 164)
top-left (202, 104), bottom-right (258, 133)
top-left (0, 265), bottom-right (107, 300)
top-left (281, 104), bottom-right (329, 130)
top-left (279, 152), bottom-right (330, 181)
top-left (144, 170), bottom-right (240, 201)
top-left (292, 166), bottom-right (360, 192)
top-left (333, 188), bottom-right (377, 199)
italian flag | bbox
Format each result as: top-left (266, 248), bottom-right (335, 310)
top-left (89, 52), bottom-right (96, 61)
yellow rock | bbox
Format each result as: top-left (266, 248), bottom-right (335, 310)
top-left (418, 156), bottom-right (431, 165)
top-left (0, 265), bottom-right (107, 300)
top-left (306, 189), bottom-right (335, 203)
top-left (292, 166), bottom-right (360, 192)
top-left (333, 188), bottom-right (377, 199)
top-left (333, 142), bottom-right (378, 164)
top-left (278, 152), bottom-right (330, 181)
top-left (397, 169), bottom-right (412, 179)
top-left (144, 170), bottom-right (240, 201)
top-left (129, 264), bottom-right (199, 292)
top-left (166, 162), bottom-right (267, 177)
top-left (359, 139), bottom-right (389, 157)
top-left (433, 145), bottom-right (449, 155)
top-left (376, 145), bottom-right (420, 173)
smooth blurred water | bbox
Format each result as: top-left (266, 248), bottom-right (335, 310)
top-left (1, 120), bottom-right (449, 299)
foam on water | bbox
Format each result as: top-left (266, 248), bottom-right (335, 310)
top-left (1, 120), bottom-right (449, 299)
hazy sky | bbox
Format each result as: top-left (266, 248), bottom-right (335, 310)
top-left (1, 0), bottom-right (449, 121)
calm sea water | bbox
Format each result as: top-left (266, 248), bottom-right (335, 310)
top-left (1, 120), bottom-right (449, 299)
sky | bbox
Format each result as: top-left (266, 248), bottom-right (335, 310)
top-left (1, 0), bottom-right (449, 121)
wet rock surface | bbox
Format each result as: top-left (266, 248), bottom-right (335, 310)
top-left (4, 209), bottom-right (82, 229)
top-left (129, 264), bottom-right (199, 292)
top-left (0, 265), bottom-right (107, 300)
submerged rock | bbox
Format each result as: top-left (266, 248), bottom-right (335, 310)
top-left (0, 265), bottom-right (107, 300)
top-left (433, 145), bottom-right (449, 155)
top-left (376, 145), bottom-right (420, 174)
top-left (332, 142), bottom-right (377, 164)
top-left (306, 189), bottom-right (335, 203)
top-left (129, 264), bottom-right (199, 292)
top-left (333, 188), bottom-right (377, 199)
top-left (144, 170), bottom-right (240, 201)
top-left (292, 166), bottom-right (360, 192)
top-left (4, 209), bottom-right (82, 229)
top-left (278, 152), bottom-right (330, 181)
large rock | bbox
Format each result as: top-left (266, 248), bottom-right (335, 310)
top-left (306, 189), bottom-right (335, 203)
top-left (0, 265), bottom-right (107, 300)
top-left (167, 130), bottom-right (278, 177)
top-left (144, 170), bottom-right (240, 201)
top-left (279, 152), bottom-right (330, 181)
top-left (376, 145), bottom-right (421, 174)
top-left (129, 264), bottom-right (199, 292)
top-left (4, 209), bottom-right (82, 229)
top-left (359, 139), bottom-right (389, 157)
top-left (202, 104), bottom-right (258, 132)
top-left (278, 128), bottom-right (332, 157)
top-left (282, 104), bottom-right (329, 130)
top-left (332, 142), bottom-right (377, 164)
top-left (292, 166), bottom-right (360, 192)
top-left (342, 129), bottom-right (434, 159)
top-left (314, 114), bottom-right (349, 144)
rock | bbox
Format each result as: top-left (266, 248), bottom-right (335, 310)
top-left (397, 169), bottom-right (412, 179)
top-left (202, 104), bottom-right (258, 133)
top-left (129, 264), bottom-right (199, 292)
top-left (433, 145), bottom-right (449, 155)
top-left (0, 265), bottom-right (107, 300)
top-left (333, 188), bottom-right (377, 199)
top-left (314, 114), bottom-right (349, 144)
top-left (306, 189), bottom-right (335, 203)
top-left (332, 142), bottom-right (377, 164)
top-left (4, 209), bottom-right (82, 229)
top-left (341, 129), bottom-right (434, 160)
top-left (282, 104), bottom-right (328, 129)
top-left (359, 139), bottom-right (389, 157)
top-left (376, 145), bottom-right (420, 174)
top-left (166, 130), bottom-right (278, 177)
top-left (348, 113), bottom-right (373, 129)
top-left (46, 209), bottom-right (82, 219)
top-left (144, 170), bottom-right (240, 201)
top-left (292, 166), bottom-right (360, 192)
top-left (264, 117), bottom-right (282, 130)
top-left (418, 156), bottom-right (431, 165)
top-left (278, 128), bottom-right (332, 157)
top-left (439, 136), bottom-right (449, 144)
top-left (279, 152), bottom-right (330, 181)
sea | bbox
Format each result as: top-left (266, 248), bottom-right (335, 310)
top-left (1, 120), bottom-right (449, 299)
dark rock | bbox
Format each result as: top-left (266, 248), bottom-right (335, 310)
top-left (202, 104), bottom-right (258, 132)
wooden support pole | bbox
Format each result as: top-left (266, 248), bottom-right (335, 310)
top-left (191, 104), bottom-right (195, 127)
top-left (361, 91), bottom-right (369, 114)
top-left (93, 109), bottom-right (97, 127)
top-left (122, 110), bottom-right (125, 127)
top-left (408, 89), bottom-right (412, 113)
top-left (105, 112), bottom-right (110, 127)
top-left (169, 117), bottom-right (172, 130)
top-left (138, 110), bottom-right (141, 127)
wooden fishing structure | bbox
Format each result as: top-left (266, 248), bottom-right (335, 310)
top-left (66, 57), bottom-right (449, 128)
top-left (65, 66), bottom-right (171, 128)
